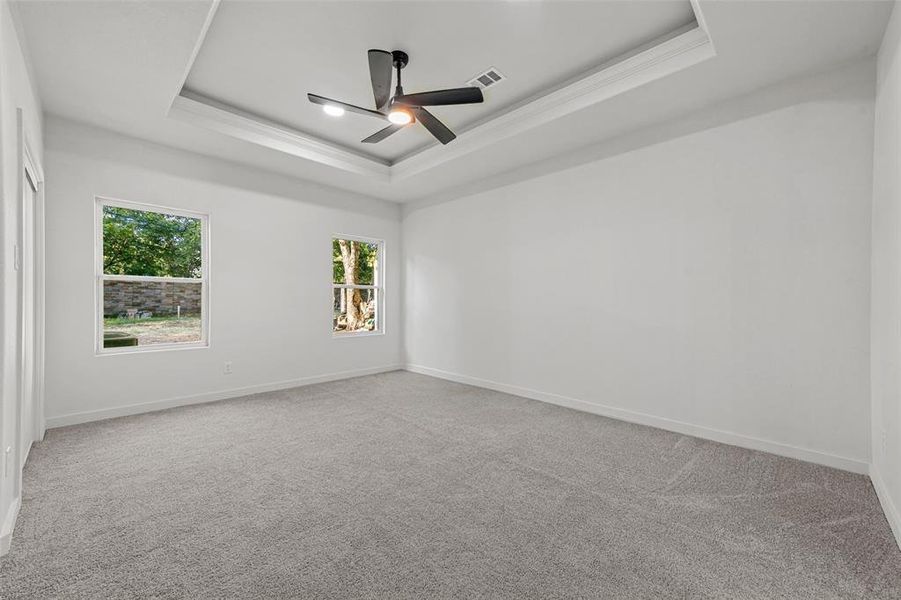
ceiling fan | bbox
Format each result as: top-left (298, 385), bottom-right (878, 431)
top-left (307, 50), bottom-right (483, 145)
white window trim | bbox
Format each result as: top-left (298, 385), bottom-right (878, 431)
top-left (94, 196), bottom-right (211, 355)
top-left (332, 234), bottom-right (385, 338)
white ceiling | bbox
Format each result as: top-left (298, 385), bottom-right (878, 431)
top-left (185, 1), bottom-right (695, 162)
top-left (12, 1), bottom-right (893, 205)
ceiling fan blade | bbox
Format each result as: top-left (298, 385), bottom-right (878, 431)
top-left (394, 87), bottom-right (483, 107)
top-left (307, 93), bottom-right (387, 120)
top-left (361, 123), bottom-right (407, 144)
top-left (368, 49), bottom-right (393, 110)
top-left (413, 108), bottom-right (456, 145)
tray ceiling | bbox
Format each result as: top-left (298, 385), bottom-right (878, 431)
top-left (182, 1), bottom-right (697, 163)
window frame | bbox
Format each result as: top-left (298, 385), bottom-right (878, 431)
top-left (94, 196), bottom-right (210, 355)
top-left (332, 234), bottom-right (385, 338)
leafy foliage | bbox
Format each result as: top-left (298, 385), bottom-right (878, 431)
top-left (333, 239), bottom-right (378, 285)
top-left (103, 206), bottom-right (202, 278)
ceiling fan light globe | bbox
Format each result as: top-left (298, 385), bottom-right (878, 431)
top-left (388, 109), bottom-right (412, 125)
top-left (323, 105), bottom-right (345, 117)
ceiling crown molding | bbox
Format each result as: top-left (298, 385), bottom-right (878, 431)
top-left (168, 2), bottom-right (716, 184)
top-left (170, 90), bottom-right (391, 180)
top-left (392, 23), bottom-right (714, 181)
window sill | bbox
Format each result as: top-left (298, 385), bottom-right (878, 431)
top-left (332, 331), bottom-right (384, 339)
top-left (96, 341), bottom-right (210, 356)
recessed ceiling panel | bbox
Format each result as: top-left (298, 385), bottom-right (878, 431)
top-left (184, 0), bottom-right (696, 162)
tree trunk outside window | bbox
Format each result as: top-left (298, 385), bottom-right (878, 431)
top-left (338, 240), bottom-right (365, 331)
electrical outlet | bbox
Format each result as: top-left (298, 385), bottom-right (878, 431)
top-left (224, 361), bottom-right (233, 375)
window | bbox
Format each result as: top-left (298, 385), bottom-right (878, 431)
top-left (96, 198), bottom-right (209, 352)
top-left (333, 237), bottom-right (383, 335)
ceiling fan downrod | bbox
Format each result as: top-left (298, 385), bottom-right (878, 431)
top-left (392, 50), bottom-right (408, 98)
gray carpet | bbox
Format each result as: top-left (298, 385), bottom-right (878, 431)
top-left (1, 371), bottom-right (899, 599)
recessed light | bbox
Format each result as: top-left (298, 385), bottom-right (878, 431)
top-left (323, 105), bottom-right (345, 117)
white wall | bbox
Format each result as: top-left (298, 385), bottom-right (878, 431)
top-left (404, 60), bottom-right (875, 473)
top-left (42, 118), bottom-right (402, 427)
top-left (0, 0), bottom-right (43, 554)
top-left (871, 1), bottom-right (901, 547)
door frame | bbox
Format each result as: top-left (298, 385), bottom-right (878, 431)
top-left (15, 110), bottom-right (44, 485)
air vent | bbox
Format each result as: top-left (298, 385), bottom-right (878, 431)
top-left (467, 67), bottom-right (505, 90)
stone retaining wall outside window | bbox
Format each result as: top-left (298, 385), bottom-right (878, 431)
top-left (103, 280), bottom-right (202, 317)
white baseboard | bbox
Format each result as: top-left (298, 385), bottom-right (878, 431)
top-left (0, 495), bottom-right (21, 557)
top-left (46, 364), bottom-right (404, 429)
top-left (870, 464), bottom-right (901, 550)
top-left (405, 364), bottom-right (869, 475)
